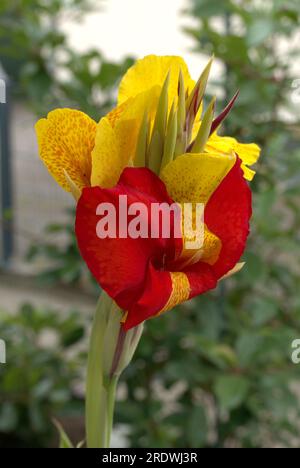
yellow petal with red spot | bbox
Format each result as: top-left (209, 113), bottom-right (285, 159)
top-left (107, 101), bottom-right (129, 128)
top-left (118, 55), bottom-right (195, 108)
top-left (177, 224), bottom-right (222, 270)
top-left (199, 227), bottom-right (222, 265)
top-left (176, 200), bottom-right (222, 268)
top-left (206, 132), bottom-right (261, 181)
top-left (35, 109), bottom-right (97, 191)
top-left (157, 272), bottom-right (191, 316)
top-left (160, 152), bottom-right (236, 204)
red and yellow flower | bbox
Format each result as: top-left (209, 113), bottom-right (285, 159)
top-left (35, 55), bottom-right (260, 330)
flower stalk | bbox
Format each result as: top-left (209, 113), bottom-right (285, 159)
top-left (86, 291), bottom-right (143, 448)
top-left (85, 292), bottom-right (111, 448)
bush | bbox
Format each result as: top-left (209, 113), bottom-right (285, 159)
top-left (0, 304), bottom-right (86, 448)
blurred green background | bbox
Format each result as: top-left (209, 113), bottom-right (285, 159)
top-left (1, 0), bottom-right (300, 448)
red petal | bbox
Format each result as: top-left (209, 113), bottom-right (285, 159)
top-left (184, 262), bottom-right (217, 299)
top-left (75, 168), bottom-right (181, 322)
top-left (205, 156), bottom-right (252, 278)
top-left (119, 166), bottom-right (174, 202)
top-left (123, 262), bottom-right (173, 330)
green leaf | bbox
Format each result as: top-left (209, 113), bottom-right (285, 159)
top-left (246, 18), bottom-right (274, 46)
top-left (214, 376), bottom-right (250, 411)
top-left (62, 326), bottom-right (85, 348)
top-left (0, 403), bottom-right (18, 432)
top-left (53, 419), bottom-right (74, 449)
top-left (249, 298), bottom-right (279, 326)
top-left (236, 333), bottom-right (264, 367)
top-left (187, 406), bottom-right (208, 447)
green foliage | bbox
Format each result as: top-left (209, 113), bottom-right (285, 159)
top-left (0, 0), bottom-right (133, 118)
top-left (117, 276), bottom-right (300, 447)
top-left (0, 304), bottom-right (85, 447)
top-left (184, 0), bottom-right (300, 141)
top-left (26, 209), bottom-right (99, 293)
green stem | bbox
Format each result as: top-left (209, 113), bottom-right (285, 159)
top-left (86, 291), bottom-right (112, 448)
top-left (106, 376), bottom-right (118, 447)
top-left (86, 291), bottom-right (144, 449)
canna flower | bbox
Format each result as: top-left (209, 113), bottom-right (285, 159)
top-left (76, 160), bottom-right (251, 330)
top-left (35, 55), bottom-right (260, 330)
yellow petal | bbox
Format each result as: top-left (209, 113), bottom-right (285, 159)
top-left (63, 170), bottom-right (81, 201)
top-left (157, 272), bottom-right (191, 316)
top-left (92, 88), bottom-right (160, 187)
top-left (106, 100), bottom-right (129, 128)
top-left (108, 87), bottom-right (160, 128)
top-left (160, 152), bottom-right (236, 204)
top-left (118, 55), bottom-right (195, 108)
top-left (241, 164), bottom-right (256, 181)
top-left (201, 228), bottom-right (222, 265)
top-left (206, 132), bottom-right (261, 181)
top-left (35, 109), bottom-right (97, 191)
top-left (114, 88), bottom-right (160, 164)
top-left (178, 225), bottom-right (222, 269)
top-left (91, 117), bottom-right (122, 188)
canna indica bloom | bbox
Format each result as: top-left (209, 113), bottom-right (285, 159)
top-left (35, 55), bottom-right (260, 330)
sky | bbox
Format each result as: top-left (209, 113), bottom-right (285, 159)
top-left (63, 0), bottom-right (209, 80)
